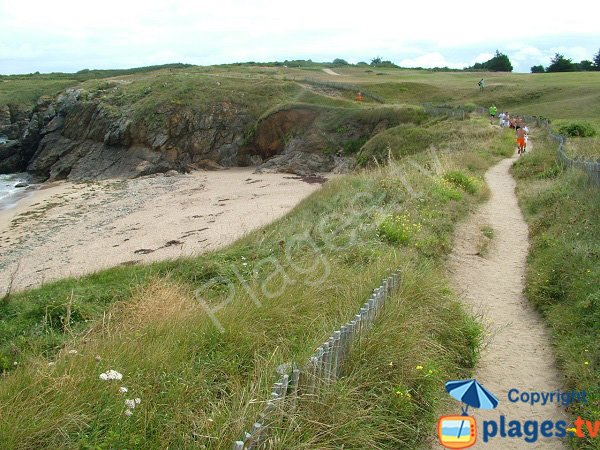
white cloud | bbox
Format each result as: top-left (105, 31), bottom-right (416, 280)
top-left (400, 52), bottom-right (467, 69)
top-left (0, 0), bottom-right (599, 73)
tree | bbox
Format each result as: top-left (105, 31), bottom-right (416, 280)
top-left (546, 53), bottom-right (574, 72)
top-left (370, 56), bottom-right (382, 66)
top-left (578, 60), bottom-right (594, 71)
top-left (332, 58), bottom-right (349, 65)
top-left (466, 50), bottom-right (513, 72)
top-left (593, 49), bottom-right (600, 71)
top-left (486, 50), bottom-right (513, 72)
top-left (531, 65), bottom-right (545, 73)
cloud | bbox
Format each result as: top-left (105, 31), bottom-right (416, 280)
top-left (399, 52), bottom-right (467, 69)
top-left (0, 0), bottom-right (599, 73)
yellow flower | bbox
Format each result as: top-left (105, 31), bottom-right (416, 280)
top-left (428, 369), bottom-right (434, 374)
top-left (416, 365), bottom-right (424, 370)
top-left (584, 361), bottom-right (589, 365)
top-left (388, 362), bottom-right (394, 367)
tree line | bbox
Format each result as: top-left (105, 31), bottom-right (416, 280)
top-left (531, 50), bottom-right (600, 73)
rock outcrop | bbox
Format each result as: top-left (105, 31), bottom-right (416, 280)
top-left (21, 88), bottom-right (254, 180)
top-left (1, 84), bottom-right (422, 180)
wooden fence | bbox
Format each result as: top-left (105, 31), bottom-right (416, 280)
top-left (423, 105), bottom-right (599, 186)
top-left (232, 271), bottom-right (401, 449)
top-left (522, 115), bottom-right (600, 186)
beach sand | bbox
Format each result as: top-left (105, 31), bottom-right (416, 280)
top-left (0, 168), bottom-right (325, 294)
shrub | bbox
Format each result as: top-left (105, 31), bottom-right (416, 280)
top-left (442, 171), bottom-right (478, 194)
top-left (377, 214), bottom-right (422, 245)
top-left (557, 121), bottom-right (596, 137)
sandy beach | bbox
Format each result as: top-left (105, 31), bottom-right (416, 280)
top-left (0, 168), bottom-right (325, 294)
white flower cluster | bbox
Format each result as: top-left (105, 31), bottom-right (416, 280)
top-left (124, 398), bottom-right (141, 416)
top-left (99, 369), bottom-right (123, 381)
top-left (98, 368), bottom-right (142, 416)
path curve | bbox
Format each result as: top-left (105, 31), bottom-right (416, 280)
top-left (322, 68), bottom-right (341, 76)
top-left (439, 145), bottom-right (568, 449)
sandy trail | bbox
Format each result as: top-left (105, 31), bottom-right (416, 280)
top-left (0, 168), bottom-right (324, 293)
top-left (437, 146), bottom-right (568, 449)
top-left (322, 68), bottom-right (341, 76)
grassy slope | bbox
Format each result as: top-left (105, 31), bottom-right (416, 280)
top-left (512, 133), bottom-right (600, 450)
top-left (1, 65), bottom-right (599, 448)
top-left (0, 117), bottom-right (512, 449)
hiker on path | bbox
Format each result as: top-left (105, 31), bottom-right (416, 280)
top-left (478, 78), bottom-right (485, 90)
top-left (489, 104), bottom-right (497, 123)
top-left (516, 125), bottom-right (526, 155)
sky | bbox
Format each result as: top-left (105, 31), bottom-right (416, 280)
top-left (0, 0), bottom-right (598, 74)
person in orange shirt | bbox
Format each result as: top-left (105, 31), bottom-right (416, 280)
top-left (516, 126), bottom-right (526, 155)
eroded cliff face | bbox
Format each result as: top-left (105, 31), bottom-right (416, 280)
top-left (20, 88), bottom-right (255, 180)
top-left (0, 84), bottom-right (420, 180)
top-left (0, 98), bottom-right (56, 174)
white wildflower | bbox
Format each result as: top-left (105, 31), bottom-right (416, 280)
top-left (124, 409), bottom-right (133, 417)
top-left (134, 398), bottom-right (141, 405)
top-left (99, 369), bottom-right (123, 381)
top-left (68, 349), bottom-right (78, 354)
top-left (119, 387), bottom-right (128, 394)
top-left (125, 399), bottom-right (136, 409)
top-left (13, 361), bottom-right (18, 366)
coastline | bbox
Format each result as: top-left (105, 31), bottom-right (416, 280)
top-left (0, 168), bottom-right (327, 294)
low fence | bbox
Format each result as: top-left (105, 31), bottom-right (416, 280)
top-left (523, 115), bottom-right (600, 186)
top-left (233, 271), bottom-right (401, 449)
top-left (423, 105), bottom-right (599, 186)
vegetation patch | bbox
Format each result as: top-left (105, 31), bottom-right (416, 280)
top-left (558, 121), bottom-right (597, 137)
top-left (443, 170), bottom-right (479, 194)
top-left (512, 134), bottom-right (600, 450)
top-left (0, 117), bottom-right (510, 448)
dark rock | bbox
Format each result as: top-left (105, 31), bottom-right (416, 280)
top-left (0, 140), bottom-right (24, 174)
top-left (14, 182), bottom-right (28, 188)
top-left (256, 151), bottom-right (335, 176)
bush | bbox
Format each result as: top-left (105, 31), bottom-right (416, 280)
top-left (557, 121), bottom-right (597, 137)
top-left (377, 214), bottom-right (422, 245)
top-left (442, 171), bottom-right (478, 194)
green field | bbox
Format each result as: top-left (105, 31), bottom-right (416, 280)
top-left (1, 64), bottom-right (599, 449)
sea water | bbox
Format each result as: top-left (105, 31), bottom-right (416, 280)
top-left (0, 173), bottom-right (33, 210)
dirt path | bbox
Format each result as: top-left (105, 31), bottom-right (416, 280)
top-left (438, 145), bottom-right (568, 449)
top-left (322, 68), bottom-right (341, 76)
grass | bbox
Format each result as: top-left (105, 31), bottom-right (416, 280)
top-left (2, 62), bottom-right (600, 448)
top-left (0, 116), bottom-right (511, 449)
top-left (512, 132), bottom-right (600, 450)
top-left (0, 79), bottom-right (80, 107)
top-left (477, 225), bottom-right (495, 257)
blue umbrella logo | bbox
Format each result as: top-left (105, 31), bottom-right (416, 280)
top-left (444, 379), bottom-right (499, 440)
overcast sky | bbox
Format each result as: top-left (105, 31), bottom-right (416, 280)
top-left (1, 0), bottom-right (598, 74)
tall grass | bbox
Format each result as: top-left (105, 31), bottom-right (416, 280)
top-left (0, 117), bottom-right (511, 449)
top-left (512, 132), bottom-right (600, 450)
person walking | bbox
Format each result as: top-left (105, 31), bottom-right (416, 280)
top-left (478, 78), bottom-right (485, 91)
top-left (489, 104), bottom-right (497, 123)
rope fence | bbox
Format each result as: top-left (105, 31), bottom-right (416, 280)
top-left (233, 271), bottom-right (401, 449)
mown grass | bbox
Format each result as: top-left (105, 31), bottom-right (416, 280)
top-left (0, 117), bottom-right (510, 449)
top-left (512, 132), bottom-right (600, 450)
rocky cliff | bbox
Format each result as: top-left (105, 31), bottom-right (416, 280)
top-left (0, 81), bottom-right (425, 180)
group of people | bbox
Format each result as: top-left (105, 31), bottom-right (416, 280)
top-left (489, 105), bottom-right (529, 155)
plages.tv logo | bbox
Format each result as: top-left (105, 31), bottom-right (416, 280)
top-left (438, 379), bottom-right (499, 449)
